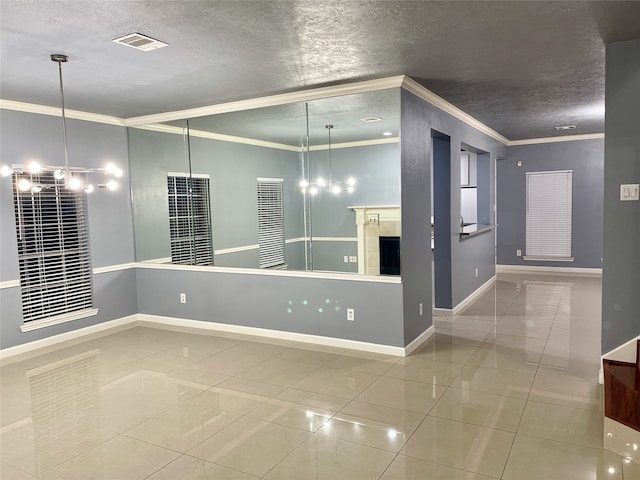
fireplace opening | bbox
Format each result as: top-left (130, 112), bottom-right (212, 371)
top-left (379, 236), bottom-right (400, 275)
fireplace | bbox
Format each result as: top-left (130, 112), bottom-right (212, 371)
top-left (350, 205), bottom-right (401, 275)
top-left (379, 236), bottom-right (401, 275)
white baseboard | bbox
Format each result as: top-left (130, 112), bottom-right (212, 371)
top-left (452, 275), bottom-right (497, 315)
top-left (0, 315), bottom-right (138, 363)
top-left (432, 276), bottom-right (496, 315)
top-left (137, 314), bottom-right (408, 356)
top-left (497, 264), bottom-right (602, 276)
top-left (0, 312), bottom-right (438, 362)
top-left (404, 326), bottom-right (435, 356)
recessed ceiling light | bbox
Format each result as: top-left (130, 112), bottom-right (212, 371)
top-left (382, 131), bottom-right (393, 136)
top-left (113, 33), bottom-right (168, 52)
top-left (361, 116), bottom-right (382, 123)
top-left (555, 125), bottom-right (576, 131)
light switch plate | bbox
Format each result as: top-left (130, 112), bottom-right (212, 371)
top-left (620, 184), bottom-right (640, 201)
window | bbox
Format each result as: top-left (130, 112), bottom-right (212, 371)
top-left (257, 178), bottom-right (284, 268)
top-left (167, 173), bottom-right (213, 266)
top-left (525, 170), bottom-right (573, 261)
top-left (13, 172), bottom-right (96, 328)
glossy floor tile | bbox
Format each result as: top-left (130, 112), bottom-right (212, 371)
top-left (317, 401), bottom-right (424, 452)
top-left (401, 416), bottom-right (515, 478)
top-left (264, 435), bottom-right (396, 480)
top-left (187, 416), bottom-right (309, 477)
top-left (502, 434), bottom-right (623, 480)
top-left (0, 273), bottom-right (632, 479)
top-left (380, 454), bottom-right (497, 479)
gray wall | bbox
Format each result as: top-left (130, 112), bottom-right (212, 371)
top-left (137, 268), bottom-right (404, 346)
top-left (402, 92), bottom-right (502, 311)
top-left (400, 91), bottom-right (434, 342)
top-left (497, 139), bottom-right (604, 268)
top-left (0, 109), bottom-right (137, 349)
top-left (602, 39), bottom-right (640, 354)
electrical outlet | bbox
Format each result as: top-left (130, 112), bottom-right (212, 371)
top-left (419, 303), bottom-right (423, 316)
top-left (343, 255), bottom-right (349, 263)
top-left (475, 268), bottom-right (478, 277)
top-left (180, 293), bottom-right (186, 304)
top-left (516, 249), bottom-right (522, 257)
top-left (347, 308), bottom-right (355, 321)
top-left (349, 256), bottom-right (357, 263)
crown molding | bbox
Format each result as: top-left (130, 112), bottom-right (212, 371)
top-left (507, 132), bottom-right (604, 146)
top-left (124, 76), bottom-right (405, 126)
top-left (1, 83), bottom-right (605, 148)
top-left (400, 77), bottom-right (511, 145)
top-left (309, 137), bottom-right (399, 151)
top-left (0, 99), bottom-right (126, 126)
top-left (131, 123), bottom-right (300, 152)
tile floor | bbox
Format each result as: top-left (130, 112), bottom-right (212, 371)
top-left (0, 273), bottom-right (634, 479)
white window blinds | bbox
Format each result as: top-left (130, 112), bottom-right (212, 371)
top-left (167, 173), bottom-right (213, 266)
top-left (13, 172), bottom-right (94, 323)
top-left (257, 178), bottom-right (285, 268)
top-left (525, 170), bottom-right (573, 261)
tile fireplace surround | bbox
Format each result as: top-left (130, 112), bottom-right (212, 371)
top-left (350, 206), bottom-right (401, 275)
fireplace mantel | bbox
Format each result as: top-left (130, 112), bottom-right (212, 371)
top-left (349, 205), bottom-right (401, 274)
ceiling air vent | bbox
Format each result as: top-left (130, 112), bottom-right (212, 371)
top-left (113, 33), bottom-right (168, 52)
top-left (360, 116), bottom-right (382, 123)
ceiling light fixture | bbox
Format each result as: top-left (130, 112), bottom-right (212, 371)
top-left (382, 131), bottom-right (393, 136)
top-left (555, 125), bottom-right (576, 130)
top-left (1, 55), bottom-right (122, 193)
top-left (299, 125), bottom-right (356, 196)
top-left (360, 116), bottom-right (382, 123)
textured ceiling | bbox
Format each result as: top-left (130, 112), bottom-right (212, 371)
top-left (1, 1), bottom-right (639, 141)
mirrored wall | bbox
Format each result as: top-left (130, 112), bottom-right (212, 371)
top-left (129, 88), bottom-right (401, 275)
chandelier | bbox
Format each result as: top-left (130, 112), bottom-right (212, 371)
top-left (299, 124), bottom-right (355, 195)
top-left (0, 54), bottom-right (122, 193)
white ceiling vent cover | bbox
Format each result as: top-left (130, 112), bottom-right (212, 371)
top-left (113, 33), bottom-right (168, 52)
top-left (360, 116), bottom-right (382, 123)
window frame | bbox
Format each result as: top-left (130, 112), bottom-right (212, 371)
top-left (12, 171), bottom-right (98, 332)
top-left (166, 172), bottom-right (214, 266)
top-left (257, 177), bottom-right (285, 269)
top-left (524, 169), bottom-right (574, 262)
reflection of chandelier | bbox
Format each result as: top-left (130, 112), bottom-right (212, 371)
top-left (299, 124), bottom-right (355, 195)
top-left (0, 54), bottom-right (122, 193)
